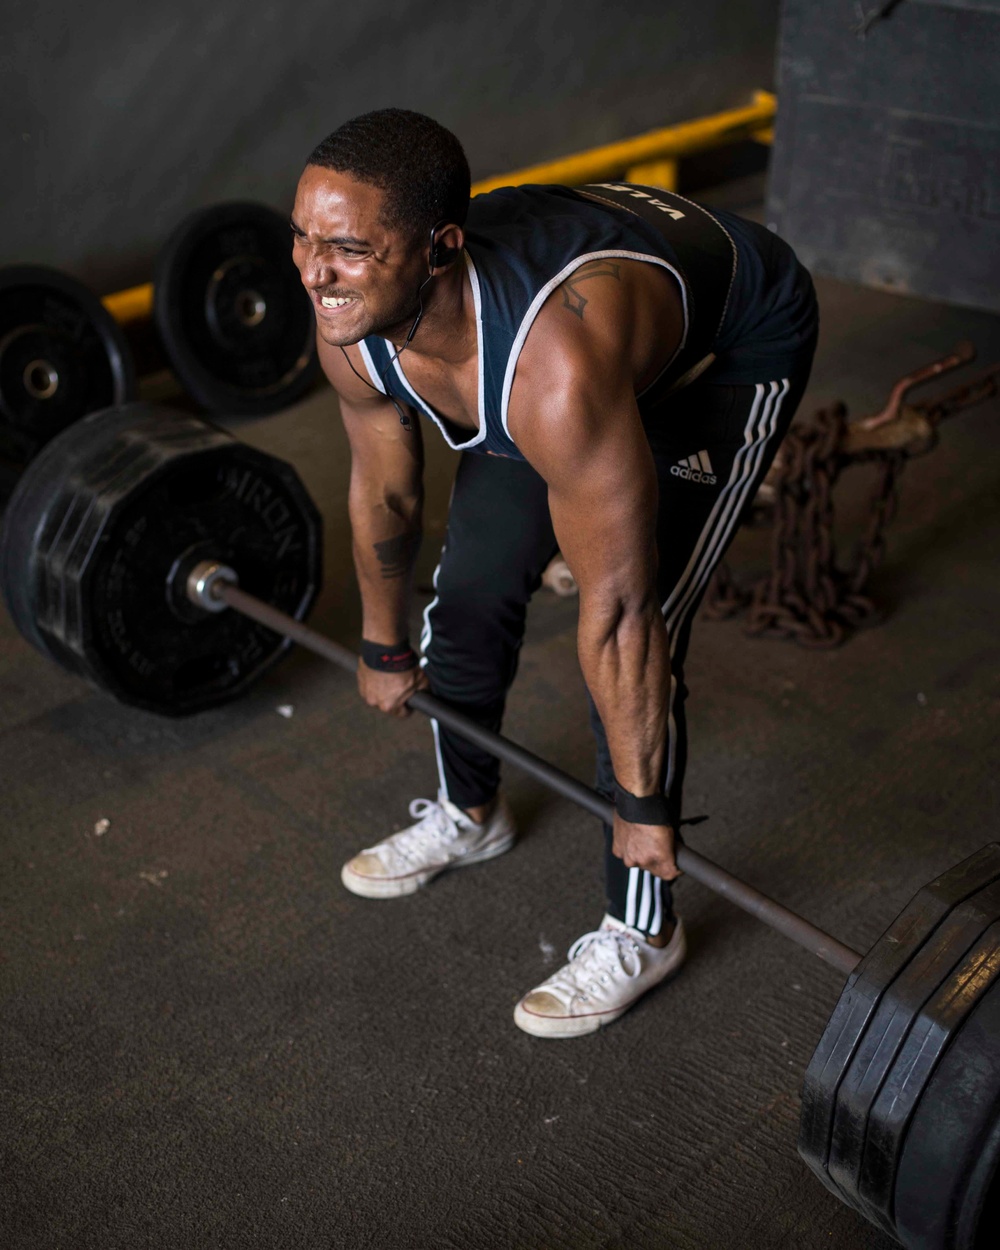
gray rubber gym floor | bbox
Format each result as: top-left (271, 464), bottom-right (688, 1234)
top-left (2, 220), bottom-right (998, 1245)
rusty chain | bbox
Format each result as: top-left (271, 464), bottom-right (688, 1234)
top-left (703, 349), bottom-right (1000, 647)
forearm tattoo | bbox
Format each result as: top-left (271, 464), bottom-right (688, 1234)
top-left (560, 260), bottom-right (621, 320)
top-left (373, 531), bottom-right (421, 579)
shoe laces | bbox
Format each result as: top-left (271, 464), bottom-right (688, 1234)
top-left (387, 797), bottom-right (464, 864)
top-left (549, 928), bottom-right (644, 1006)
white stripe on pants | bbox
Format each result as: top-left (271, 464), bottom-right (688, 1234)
top-left (625, 379), bottom-right (791, 935)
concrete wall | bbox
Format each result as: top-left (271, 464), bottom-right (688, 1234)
top-left (768, 0), bottom-right (1000, 313)
top-left (3, 0), bottom-right (780, 293)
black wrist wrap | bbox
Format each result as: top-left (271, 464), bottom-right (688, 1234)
top-left (361, 639), bottom-right (419, 673)
top-left (614, 783), bottom-right (672, 826)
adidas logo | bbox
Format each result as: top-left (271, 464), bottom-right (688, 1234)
top-left (670, 450), bottom-right (717, 484)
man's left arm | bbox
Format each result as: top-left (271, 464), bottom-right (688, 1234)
top-left (509, 321), bottom-right (680, 881)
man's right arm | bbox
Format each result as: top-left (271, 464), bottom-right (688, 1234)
top-left (318, 338), bottom-right (428, 717)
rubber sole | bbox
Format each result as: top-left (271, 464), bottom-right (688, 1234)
top-left (340, 831), bottom-right (516, 899)
top-left (513, 922), bottom-right (687, 1039)
top-left (513, 1000), bottom-right (635, 1038)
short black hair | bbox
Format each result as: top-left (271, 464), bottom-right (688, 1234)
top-left (307, 109), bottom-right (471, 239)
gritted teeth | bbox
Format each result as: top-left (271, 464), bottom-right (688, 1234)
top-left (321, 295), bottom-right (355, 307)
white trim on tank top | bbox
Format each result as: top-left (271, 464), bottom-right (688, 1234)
top-left (357, 338), bottom-right (385, 392)
top-left (498, 249), bottom-right (691, 447)
top-left (386, 251), bottom-right (488, 453)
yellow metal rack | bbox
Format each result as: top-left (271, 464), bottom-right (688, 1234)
top-left (102, 91), bottom-right (776, 328)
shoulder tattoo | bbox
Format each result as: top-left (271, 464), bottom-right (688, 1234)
top-left (560, 260), bottom-right (621, 320)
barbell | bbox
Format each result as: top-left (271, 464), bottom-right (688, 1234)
top-left (1, 403), bottom-right (998, 1249)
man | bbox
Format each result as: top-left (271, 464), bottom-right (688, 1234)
top-left (291, 108), bottom-right (818, 1038)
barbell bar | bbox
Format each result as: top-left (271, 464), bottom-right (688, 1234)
top-left (172, 576), bottom-right (1000, 1249)
top-left (186, 557), bottom-right (863, 976)
top-left (2, 403), bottom-right (999, 1248)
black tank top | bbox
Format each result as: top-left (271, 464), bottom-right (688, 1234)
top-left (359, 184), bottom-right (816, 460)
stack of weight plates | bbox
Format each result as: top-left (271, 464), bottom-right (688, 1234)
top-left (799, 843), bottom-right (1000, 1248)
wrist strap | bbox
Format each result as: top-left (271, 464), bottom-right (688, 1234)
top-left (361, 638), bottom-right (418, 672)
top-left (614, 783), bottom-right (672, 826)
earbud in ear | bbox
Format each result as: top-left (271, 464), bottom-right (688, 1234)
top-left (428, 224), bottom-right (458, 272)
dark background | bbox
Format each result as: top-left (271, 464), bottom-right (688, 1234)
top-left (768, 0), bottom-right (1000, 312)
top-left (4, 5), bottom-right (1000, 1249)
top-left (2, 0), bottom-right (779, 293)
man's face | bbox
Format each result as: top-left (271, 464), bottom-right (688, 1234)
top-left (291, 165), bottom-right (424, 346)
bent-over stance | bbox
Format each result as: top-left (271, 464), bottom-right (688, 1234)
top-left (291, 109), bottom-right (818, 1038)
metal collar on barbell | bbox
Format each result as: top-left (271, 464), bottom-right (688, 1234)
top-left (187, 560), bottom-right (239, 614)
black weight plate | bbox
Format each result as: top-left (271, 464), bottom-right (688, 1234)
top-left (826, 874), bottom-right (1000, 1221)
top-left (859, 919), bottom-right (1000, 1233)
top-left (153, 202), bottom-right (319, 416)
top-left (0, 402), bottom-right (322, 715)
top-left (0, 266), bottom-right (136, 470)
top-left (1, 405), bottom-right (161, 658)
top-left (893, 974), bottom-right (1000, 1250)
top-left (798, 844), bottom-right (1000, 1208)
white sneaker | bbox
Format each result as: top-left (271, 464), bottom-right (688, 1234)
top-left (340, 795), bottom-right (516, 898)
top-left (513, 913), bottom-right (686, 1038)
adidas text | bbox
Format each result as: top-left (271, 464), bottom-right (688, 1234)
top-left (672, 451), bottom-right (717, 485)
top-left (670, 464), bottom-right (717, 484)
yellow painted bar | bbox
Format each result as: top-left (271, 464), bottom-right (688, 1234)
top-left (104, 92), bottom-right (776, 327)
top-left (103, 282), bottom-right (154, 326)
top-left (624, 159), bottom-right (679, 191)
top-left (470, 90), bottom-right (776, 195)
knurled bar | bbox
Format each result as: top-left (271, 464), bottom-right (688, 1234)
top-left (219, 582), bottom-right (863, 977)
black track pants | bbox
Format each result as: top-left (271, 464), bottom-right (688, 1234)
top-left (421, 365), bottom-right (813, 935)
